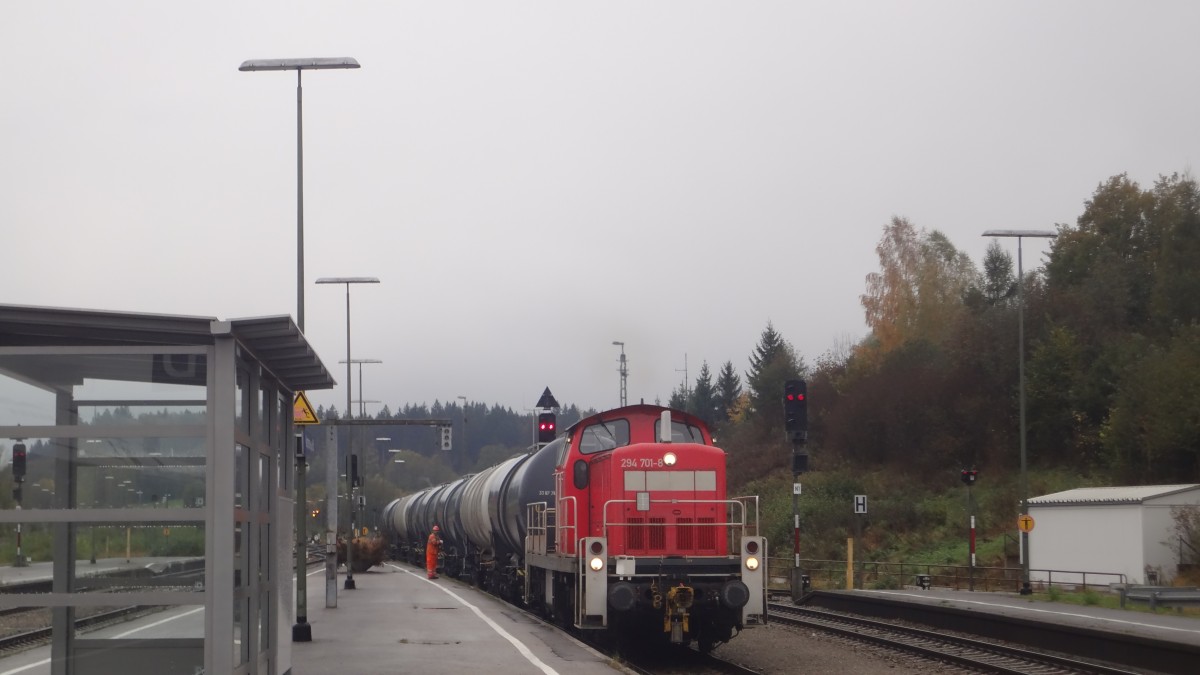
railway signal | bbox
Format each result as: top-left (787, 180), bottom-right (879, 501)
top-left (537, 413), bottom-right (556, 444)
top-left (12, 443), bottom-right (26, 481)
top-left (783, 379), bottom-right (807, 442)
top-left (440, 426), bottom-right (452, 451)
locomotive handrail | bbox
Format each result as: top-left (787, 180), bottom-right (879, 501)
top-left (556, 495), bottom-right (578, 548)
top-left (526, 501), bottom-right (554, 555)
top-left (729, 495), bottom-right (760, 536)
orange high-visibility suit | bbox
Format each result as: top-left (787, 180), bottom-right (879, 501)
top-left (426, 527), bottom-right (442, 579)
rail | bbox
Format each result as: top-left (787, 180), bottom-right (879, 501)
top-left (769, 557), bottom-right (1126, 593)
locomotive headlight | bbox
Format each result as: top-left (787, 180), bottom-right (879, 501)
top-left (663, 451), bottom-right (677, 466)
top-left (745, 556), bottom-right (760, 572)
top-left (589, 556), bottom-right (605, 572)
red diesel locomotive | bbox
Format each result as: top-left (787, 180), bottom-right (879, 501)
top-left (384, 404), bottom-right (766, 651)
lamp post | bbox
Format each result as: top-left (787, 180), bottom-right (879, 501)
top-left (982, 229), bottom-right (1057, 595)
top-left (612, 341), bottom-right (628, 407)
top-left (238, 57), bottom-right (360, 331)
top-left (240, 55), bottom-right (359, 643)
top-left (317, 276), bottom-right (379, 590)
top-left (341, 359), bottom-right (383, 418)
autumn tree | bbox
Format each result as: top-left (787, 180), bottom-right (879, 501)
top-left (861, 217), bottom-right (977, 355)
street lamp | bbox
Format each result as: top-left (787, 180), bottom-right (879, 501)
top-left (240, 55), bottom-right (359, 644)
top-left (317, 276), bottom-right (379, 591)
top-left (982, 228), bottom-right (1057, 595)
top-left (238, 57), bottom-right (360, 332)
top-left (342, 359), bottom-right (383, 418)
top-left (612, 341), bottom-right (628, 407)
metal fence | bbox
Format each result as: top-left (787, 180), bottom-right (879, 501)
top-left (769, 557), bottom-right (1126, 593)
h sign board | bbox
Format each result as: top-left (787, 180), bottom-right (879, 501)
top-left (854, 495), bottom-right (868, 514)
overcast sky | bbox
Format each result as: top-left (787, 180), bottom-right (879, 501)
top-left (4, 2), bottom-right (1199, 415)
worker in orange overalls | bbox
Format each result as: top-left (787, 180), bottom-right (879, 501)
top-left (426, 525), bottom-right (443, 579)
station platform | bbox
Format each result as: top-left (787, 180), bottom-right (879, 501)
top-left (850, 587), bottom-right (1200, 647)
top-left (292, 562), bottom-right (632, 675)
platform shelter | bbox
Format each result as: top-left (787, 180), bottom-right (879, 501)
top-left (0, 304), bottom-right (335, 675)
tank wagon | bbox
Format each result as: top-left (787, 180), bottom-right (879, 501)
top-left (383, 404), bottom-right (765, 651)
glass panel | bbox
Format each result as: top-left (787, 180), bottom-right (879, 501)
top-left (233, 522), bottom-right (245, 589)
top-left (258, 454), bottom-right (270, 514)
top-left (2, 522), bottom-right (48, 566)
top-left (234, 444), bottom-right (247, 511)
top-left (259, 523), bottom-right (270, 585)
top-left (654, 419), bottom-right (705, 444)
top-left (258, 589), bottom-right (270, 653)
top-left (260, 383), bottom-right (273, 445)
top-left (234, 596), bottom-right (249, 666)
top-left (578, 420), bottom-right (630, 454)
top-left (0, 521), bottom-right (206, 592)
top-left (236, 369), bottom-right (250, 436)
top-left (276, 391), bottom-right (287, 452)
top-left (88, 438), bottom-right (205, 510)
top-left (0, 352), bottom-right (208, 425)
top-left (81, 522), bottom-right (205, 591)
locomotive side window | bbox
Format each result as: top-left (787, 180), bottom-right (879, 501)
top-left (578, 419), bottom-right (629, 455)
top-left (653, 419), bottom-right (705, 443)
top-left (573, 459), bottom-right (589, 489)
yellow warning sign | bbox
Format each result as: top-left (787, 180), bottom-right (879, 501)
top-left (294, 391), bottom-right (319, 425)
top-left (1017, 514), bottom-right (1035, 533)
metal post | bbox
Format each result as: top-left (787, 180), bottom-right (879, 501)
top-left (983, 229), bottom-right (1055, 596)
top-left (296, 70), bottom-right (305, 331)
top-left (968, 483), bottom-right (975, 592)
top-left (343, 283), bottom-right (356, 589)
top-left (325, 424), bottom-right (338, 608)
top-left (1016, 236), bottom-right (1031, 595)
top-left (293, 433), bottom-right (311, 640)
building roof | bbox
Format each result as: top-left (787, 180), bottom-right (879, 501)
top-left (1029, 485), bottom-right (1200, 506)
top-left (0, 303), bottom-right (336, 392)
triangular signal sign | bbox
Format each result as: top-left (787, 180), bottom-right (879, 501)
top-left (294, 391), bottom-right (320, 425)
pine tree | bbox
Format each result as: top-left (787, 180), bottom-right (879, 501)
top-left (746, 321), bottom-right (805, 421)
top-left (691, 361), bottom-right (717, 427)
top-left (715, 360), bottom-right (742, 423)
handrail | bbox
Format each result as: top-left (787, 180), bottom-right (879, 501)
top-left (556, 496), bottom-right (578, 549)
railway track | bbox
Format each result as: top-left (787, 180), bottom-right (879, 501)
top-left (0, 550), bottom-right (327, 656)
top-left (768, 602), bottom-right (1140, 675)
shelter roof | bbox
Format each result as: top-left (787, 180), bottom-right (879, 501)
top-left (1030, 484), bottom-right (1200, 506)
top-left (0, 303), bottom-right (336, 392)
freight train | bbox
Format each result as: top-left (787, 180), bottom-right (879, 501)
top-left (382, 404), bottom-right (766, 652)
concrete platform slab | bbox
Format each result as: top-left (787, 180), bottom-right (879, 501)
top-left (291, 563), bottom-right (631, 675)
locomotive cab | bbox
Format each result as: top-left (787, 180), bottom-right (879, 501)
top-left (537, 404), bottom-right (765, 650)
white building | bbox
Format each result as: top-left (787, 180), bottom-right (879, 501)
top-left (1028, 485), bottom-right (1200, 586)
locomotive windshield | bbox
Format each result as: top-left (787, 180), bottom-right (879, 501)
top-left (654, 419), bottom-right (705, 443)
top-left (577, 419), bottom-right (630, 455)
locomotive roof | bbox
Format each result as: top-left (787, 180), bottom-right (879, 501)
top-left (565, 404), bottom-right (708, 435)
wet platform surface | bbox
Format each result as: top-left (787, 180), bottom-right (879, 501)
top-left (291, 562), bottom-right (632, 675)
